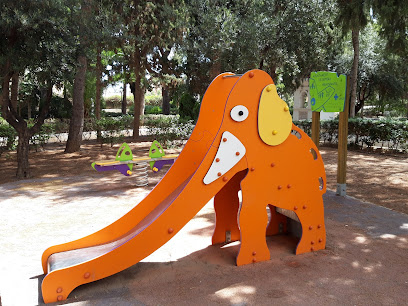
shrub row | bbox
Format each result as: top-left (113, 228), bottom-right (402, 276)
top-left (142, 115), bottom-right (194, 147)
top-left (2, 117), bottom-right (406, 155)
top-left (0, 115), bottom-right (194, 153)
top-left (104, 93), bottom-right (161, 109)
top-left (294, 118), bottom-right (408, 152)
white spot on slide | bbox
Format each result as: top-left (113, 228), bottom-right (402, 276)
top-left (203, 131), bottom-right (246, 185)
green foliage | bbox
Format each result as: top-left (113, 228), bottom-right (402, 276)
top-left (127, 93), bottom-right (164, 114)
top-left (29, 123), bottom-right (55, 152)
top-left (128, 102), bottom-right (163, 115)
top-left (335, 0), bottom-right (369, 34)
top-left (0, 121), bottom-right (17, 154)
top-left (178, 92), bottom-right (200, 122)
top-left (183, 0), bottom-right (341, 95)
top-left (145, 93), bottom-right (162, 106)
top-left (48, 96), bottom-right (72, 119)
top-left (104, 95), bottom-right (133, 109)
top-left (0, 119), bottom-right (56, 153)
top-left (1, 2), bottom-right (78, 84)
top-left (94, 115), bottom-right (133, 146)
top-left (142, 115), bottom-right (194, 148)
top-left (84, 71), bottom-right (96, 117)
top-left (294, 118), bottom-right (408, 152)
top-left (348, 118), bottom-right (408, 151)
top-left (144, 105), bottom-right (163, 115)
top-left (371, 0), bottom-right (408, 55)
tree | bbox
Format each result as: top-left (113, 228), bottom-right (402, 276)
top-left (371, 0), bottom-right (408, 117)
top-left (0, 1), bottom-right (76, 178)
top-left (65, 0), bottom-right (121, 151)
top-left (335, 0), bottom-right (408, 117)
top-left (148, 47), bottom-right (185, 115)
top-left (335, 0), bottom-right (369, 118)
top-left (93, 2), bottom-right (125, 119)
top-left (355, 24), bottom-right (407, 116)
top-left (183, 0), bottom-right (341, 97)
top-left (118, 0), bottom-right (186, 138)
top-left (371, 0), bottom-right (408, 56)
top-left (65, 0), bottom-right (94, 152)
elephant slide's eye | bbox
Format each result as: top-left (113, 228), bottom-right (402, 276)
top-left (230, 105), bottom-right (249, 122)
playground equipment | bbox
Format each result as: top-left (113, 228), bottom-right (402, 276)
top-left (41, 70), bottom-right (326, 303)
top-left (91, 141), bottom-right (177, 186)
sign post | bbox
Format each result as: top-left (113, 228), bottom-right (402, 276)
top-left (311, 112), bottom-right (320, 149)
top-left (309, 71), bottom-right (349, 196)
top-left (336, 76), bottom-right (351, 196)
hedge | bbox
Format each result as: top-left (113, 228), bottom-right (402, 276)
top-left (1, 117), bottom-right (407, 154)
top-left (294, 118), bottom-right (408, 152)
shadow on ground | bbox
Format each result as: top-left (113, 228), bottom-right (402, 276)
top-left (30, 191), bottom-right (408, 305)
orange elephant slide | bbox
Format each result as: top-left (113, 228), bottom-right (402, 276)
top-left (41, 70), bottom-right (326, 303)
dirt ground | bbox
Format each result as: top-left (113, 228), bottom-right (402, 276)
top-left (1, 140), bottom-right (407, 215)
top-left (0, 140), bottom-right (407, 305)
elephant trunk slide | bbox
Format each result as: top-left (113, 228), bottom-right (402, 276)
top-left (41, 70), bottom-right (327, 303)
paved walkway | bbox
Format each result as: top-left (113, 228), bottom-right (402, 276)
top-left (0, 174), bottom-right (407, 305)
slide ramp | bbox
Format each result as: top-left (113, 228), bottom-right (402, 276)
top-left (41, 73), bottom-right (240, 303)
top-left (41, 69), bottom-right (325, 303)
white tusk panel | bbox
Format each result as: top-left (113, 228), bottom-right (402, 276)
top-left (203, 131), bottom-right (246, 185)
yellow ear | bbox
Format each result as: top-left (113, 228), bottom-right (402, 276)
top-left (258, 84), bottom-right (292, 146)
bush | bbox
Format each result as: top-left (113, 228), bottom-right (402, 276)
top-left (0, 121), bottom-right (17, 155)
top-left (48, 96), bottom-right (72, 119)
top-left (29, 122), bottom-right (55, 151)
top-left (104, 95), bottom-right (133, 109)
top-left (294, 118), bottom-right (408, 152)
top-left (94, 115), bottom-right (133, 146)
top-left (178, 92), bottom-right (200, 121)
top-left (145, 93), bottom-right (162, 106)
top-left (129, 102), bottom-right (163, 115)
top-left (145, 105), bottom-right (163, 114)
top-left (102, 110), bottom-right (124, 117)
top-left (142, 115), bottom-right (194, 148)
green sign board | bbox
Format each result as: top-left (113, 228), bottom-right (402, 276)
top-left (309, 71), bottom-right (347, 112)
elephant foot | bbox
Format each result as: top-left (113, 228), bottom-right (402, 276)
top-left (294, 198), bottom-right (326, 254)
top-left (236, 175), bottom-right (270, 266)
top-left (236, 241), bottom-right (270, 266)
top-left (295, 223), bottom-right (326, 254)
top-left (212, 170), bottom-right (246, 245)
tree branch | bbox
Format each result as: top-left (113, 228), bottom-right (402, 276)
top-left (1, 71), bottom-right (25, 133)
top-left (30, 83), bottom-right (52, 136)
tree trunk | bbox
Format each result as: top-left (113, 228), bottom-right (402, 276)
top-left (65, 55), bottom-right (87, 153)
top-left (140, 88), bottom-right (145, 116)
top-left (350, 28), bottom-right (360, 118)
top-left (269, 65), bottom-right (278, 84)
top-left (162, 84), bottom-right (170, 115)
top-left (2, 63), bottom-right (52, 179)
top-left (16, 129), bottom-right (31, 178)
top-left (2, 72), bottom-right (31, 179)
top-left (95, 44), bottom-right (102, 140)
top-left (406, 99), bottom-right (408, 119)
top-left (16, 83), bottom-right (52, 178)
top-left (133, 48), bottom-right (142, 139)
top-left (122, 79), bottom-right (127, 115)
top-left (1, 74), bottom-right (11, 120)
top-left (11, 72), bottom-right (18, 111)
top-left (209, 53), bottom-right (221, 80)
top-left (95, 45), bottom-right (102, 120)
top-left (27, 100), bottom-right (31, 119)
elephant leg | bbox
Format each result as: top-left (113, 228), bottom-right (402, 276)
top-left (293, 194), bottom-right (326, 254)
top-left (212, 170), bottom-right (247, 245)
top-left (266, 204), bottom-right (288, 236)
top-left (236, 175), bottom-right (270, 266)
